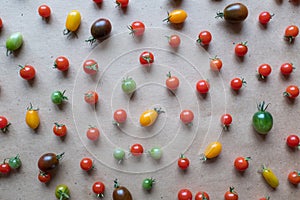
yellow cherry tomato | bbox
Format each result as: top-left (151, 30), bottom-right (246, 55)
top-left (25, 103), bottom-right (40, 129)
top-left (139, 108), bottom-right (164, 127)
top-left (64, 10), bottom-right (81, 34)
top-left (261, 165), bottom-right (279, 188)
top-left (201, 141), bottom-right (222, 160)
top-left (163, 9), bottom-right (187, 24)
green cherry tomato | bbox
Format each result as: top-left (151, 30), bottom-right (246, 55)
top-left (113, 148), bottom-right (125, 161)
top-left (8, 154), bottom-right (22, 169)
top-left (51, 90), bottom-right (68, 105)
top-left (142, 178), bottom-right (155, 190)
top-left (149, 147), bottom-right (162, 160)
top-left (55, 184), bottom-right (70, 200)
top-left (6, 32), bottom-right (23, 55)
top-left (252, 101), bottom-right (273, 134)
top-left (122, 77), bottom-right (136, 94)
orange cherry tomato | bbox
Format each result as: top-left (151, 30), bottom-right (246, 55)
top-left (288, 170), bottom-right (300, 185)
top-left (84, 91), bottom-right (99, 105)
top-left (210, 57), bottom-right (222, 71)
top-left (285, 25), bottom-right (299, 43)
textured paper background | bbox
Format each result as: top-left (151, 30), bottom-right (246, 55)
top-left (0, 0), bottom-right (300, 199)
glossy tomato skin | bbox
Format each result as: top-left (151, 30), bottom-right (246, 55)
top-left (80, 157), bottom-right (93, 171)
top-left (220, 113), bottom-right (232, 129)
top-left (113, 180), bottom-right (132, 200)
top-left (55, 184), bottom-right (70, 200)
top-left (93, 181), bottom-right (105, 198)
top-left (129, 21), bottom-right (145, 36)
top-left (65, 10), bottom-right (81, 33)
top-left (130, 143), bottom-right (144, 156)
top-left (38, 152), bottom-right (64, 172)
top-left (258, 64), bottom-right (272, 79)
top-left (195, 191), bottom-right (210, 200)
top-left (203, 141), bottom-right (222, 160)
top-left (197, 31), bottom-right (212, 46)
top-left (216, 3), bottom-right (248, 23)
top-left (93, 0), bottom-right (103, 3)
top-left (280, 63), bottom-right (294, 76)
top-left (180, 110), bottom-right (194, 125)
top-left (25, 104), bottom-right (40, 130)
top-left (38, 5), bottom-right (51, 18)
top-left (252, 101), bottom-right (273, 134)
top-left (234, 42), bottom-right (248, 56)
top-left (113, 109), bottom-right (127, 125)
top-left (142, 178), bottom-right (155, 190)
top-left (84, 91), bottom-right (99, 104)
top-left (210, 57), bottom-right (222, 71)
top-left (234, 157), bottom-right (251, 171)
top-left (116, 0), bottom-right (129, 8)
top-left (86, 127), bottom-right (100, 141)
top-left (8, 154), bottom-right (22, 169)
top-left (224, 187), bottom-right (238, 200)
top-left (166, 72), bottom-right (180, 90)
top-left (164, 9), bottom-right (187, 24)
top-left (196, 80), bottom-right (210, 94)
top-left (122, 77), bottom-right (136, 94)
top-left (51, 90), bottom-right (68, 105)
top-left (83, 59), bottom-right (98, 75)
top-left (285, 25), bottom-right (299, 43)
top-left (286, 134), bottom-right (300, 148)
top-left (168, 35), bottom-right (181, 48)
top-left (0, 18), bottom-right (2, 28)
top-left (54, 56), bottom-right (69, 71)
top-left (139, 108), bottom-right (163, 127)
top-left (0, 163), bottom-right (11, 174)
top-left (178, 188), bottom-right (193, 200)
top-left (0, 116), bottom-right (10, 133)
top-left (6, 32), bottom-right (23, 55)
top-left (284, 85), bottom-right (299, 99)
top-left (19, 64), bottom-right (36, 80)
top-left (38, 171), bottom-right (51, 183)
top-left (53, 123), bottom-right (67, 137)
top-left (259, 11), bottom-right (272, 25)
top-left (288, 171), bottom-right (300, 185)
top-left (90, 18), bottom-right (112, 41)
top-left (139, 51), bottom-right (154, 65)
top-left (178, 154), bottom-right (190, 170)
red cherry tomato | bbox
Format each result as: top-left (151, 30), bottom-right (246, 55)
top-left (0, 116), bottom-right (11, 133)
top-left (84, 91), bottom-right (99, 104)
top-left (113, 109), bottom-right (127, 125)
top-left (195, 191), bottom-right (210, 200)
top-left (92, 181), bottom-right (106, 198)
top-left (285, 25), bottom-right (299, 43)
top-left (180, 110), bottom-right (194, 125)
top-left (220, 113), bottom-right (232, 129)
top-left (19, 64), bottom-right (36, 80)
top-left (80, 157), bottom-right (94, 171)
top-left (53, 123), bottom-right (67, 137)
top-left (284, 85), bottom-right (299, 99)
top-left (38, 4), bottom-right (51, 18)
top-left (128, 21), bottom-right (145, 36)
top-left (93, 0), bottom-right (103, 3)
top-left (54, 56), bottom-right (69, 71)
top-left (197, 31), bottom-right (212, 46)
top-left (130, 143), bottom-right (144, 156)
top-left (0, 18), bottom-right (3, 29)
top-left (116, 0), bottom-right (129, 8)
top-left (286, 134), bottom-right (300, 148)
top-left (288, 171), bottom-right (300, 185)
top-left (259, 11), bottom-right (273, 25)
top-left (139, 51), bottom-right (154, 65)
top-left (177, 154), bottom-right (190, 170)
top-left (196, 80), bottom-right (210, 94)
top-left (178, 188), bottom-right (192, 200)
top-left (168, 34), bottom-right (181, 48)
top-left (210, 57), bottom-right (222, 71)
top-left (258, 63), bottom-right (272, 79)
top-left (234, 156), bottom-right (251, 171)
top-left (224, 187), bottom-right (238, 200)
top-left (86, 126), bottom-right (100, 141)
top-left (83, 59), bottom-right (99, 75)
top-left (0, 163), bottom-right (11, 174)
top-left (234, 42), bottom-right (248, 57)
top-left (166, 72), bottom-right (180, 90)
top-left (230, 77), bottom-right (246, 91)
top-left (38, 171), bottom-right (51, 183)
top-left (280, 63), bottom-right (294, 76)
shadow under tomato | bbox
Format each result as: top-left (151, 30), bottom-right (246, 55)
top-left (94, 2), bottom-right (103, 9)
top-left (169, 0), bottom-right (184, 7)
top-left (218, 21), bottom-right (244, 34)
top-left (27, 77), bottom-right (36, 87)
top-left (252, 126), bottom-right (269, 141)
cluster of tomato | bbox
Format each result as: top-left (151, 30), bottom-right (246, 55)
top-left (0, 154), bottom-right (22, 175)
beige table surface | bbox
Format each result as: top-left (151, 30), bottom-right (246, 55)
top-left (0, 0), bottom-right (300, 199)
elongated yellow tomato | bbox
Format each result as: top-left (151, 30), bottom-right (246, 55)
top-left (25, 104), bottom-right (40, 129)
top-left (64, 10), bottom-right (81, 34)
top-left (164, 9), bottom-right (187, 24)
top-left (202, 141), bottom-right (222, 160)
top-left (139, 108), bottom-right (164, 127)
top-left (261, 165), bottom-right (279, 188)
